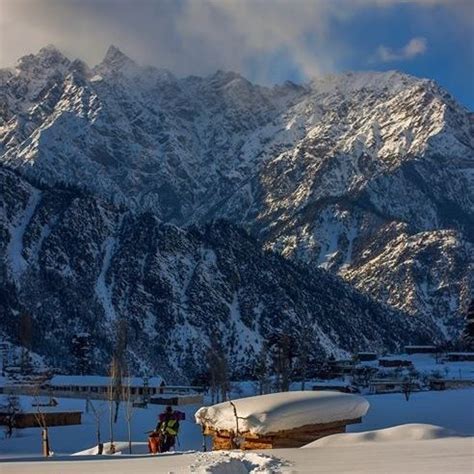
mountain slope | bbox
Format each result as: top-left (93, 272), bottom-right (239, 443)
top-left (1, 46), bottom-right (472, 341)
top-left (0, 166), bottom-right (436, 378)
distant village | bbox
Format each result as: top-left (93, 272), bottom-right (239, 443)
top-left (1, 341), bottom-right (473, 440)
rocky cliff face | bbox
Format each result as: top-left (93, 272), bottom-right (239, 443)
top-left (0, 166), bottom-right (434, 378)
top-left (1, 46), bottom-right (472, 367)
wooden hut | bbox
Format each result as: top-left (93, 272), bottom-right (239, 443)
top-left (202, 417), bottom-right (364, 450)
top-left (0, 410), bottom-right (82, 428)
top-left (195, 391), bottom-right (369, 450)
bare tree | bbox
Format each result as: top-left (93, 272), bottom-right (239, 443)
top-left (402, 380), bottom-right (412, 401)
top-left (29, 383), bottom-right (51, 456)
top-left (206, 336), bottom-right (230, 403)
top-left (107, 317), bottom-right (129, 453)
top-left (112, 319), bottom-right (128, 423)
top-left (402, 374), bottom-right (418, 402)
top-left (123, 370), bottom-right (135, 454)
top-left (107, 358), bottom-right (119, 454)
top-left (89, 400), bottom-right (106, 454)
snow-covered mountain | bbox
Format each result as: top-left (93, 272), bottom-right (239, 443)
top-left (0, 166), bottom-right (434, 378)
top-left (1, 45), bottom-right (472, 350)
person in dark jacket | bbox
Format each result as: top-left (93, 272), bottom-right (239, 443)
top-left (156, 406), bottom-right (180, 452)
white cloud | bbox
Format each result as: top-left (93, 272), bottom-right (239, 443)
top-left (375, 37), bottom-right (428, 62)
top-left (0, 1), bottom-right (468, 82)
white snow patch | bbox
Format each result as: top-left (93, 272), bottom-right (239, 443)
top-left (72, 441), bottom-right (149, 456)
top-left (7, 189), bottom-right (41, 284)
top-left (95, 236), bottom-right (118, 322)
top-left (226, 293), bottom-right (259, 352)
top-left (195, 391), bottom-right (369, 435)
top-left (142, 310), bottom-right (158, 338)
top-left (344, 222), bottom-right (358, 265)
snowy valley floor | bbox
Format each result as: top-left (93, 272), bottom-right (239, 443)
top-left (0, 388), bottom-right (473, 472)
top-left (1, 435), bottom-right (472, 473)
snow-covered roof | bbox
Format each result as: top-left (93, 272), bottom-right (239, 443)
top-left (379, 355), bottom-right (412, 361)
top-left (312, 381), bottom-right (351, 387)
top-left (446, 352), bottom-right (474, 356)
top-left (48, 375), bottom-right (164, 387)
top-left (405, 345), bottom-right (437, 349)
top-left (195, 391), bottom-right (369, 435)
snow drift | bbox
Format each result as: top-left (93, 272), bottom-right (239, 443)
top-left (303, 423), bottom-right (465, 448)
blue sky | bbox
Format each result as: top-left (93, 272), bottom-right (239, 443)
top-left (327, 3), bottom-right (474, 109)
top-left (1, 0), bottom-right (473, 109)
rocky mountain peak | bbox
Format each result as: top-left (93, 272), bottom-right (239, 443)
top-left (95, 45), bottom-right (137, 76)
top-left (210, 70), bottom-right (246, 85)
top-left (17, 44), bottom-right (70, 73)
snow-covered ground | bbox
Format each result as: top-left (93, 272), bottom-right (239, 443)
top-left (350, 388), bottom-right (474, 435)
top-left (6, 387), bottom-right (472, 458)
top-left (0, 396), bottom-right (204, 458)
top-left (0, 427), bottom-right (471, 473)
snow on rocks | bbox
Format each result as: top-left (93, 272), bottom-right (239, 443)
top-left (195, 391), bottom-right (369, 435)
top-left (190, 451), bottom-right (288, 473)
top-left (303, 423), bottom-right (465, 448)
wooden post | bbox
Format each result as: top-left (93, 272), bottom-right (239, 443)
top-left (201, 426), bottom-right (207, 452)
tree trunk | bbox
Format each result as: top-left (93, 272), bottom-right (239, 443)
top-left (128, 419), bottom-right (132, 454)
top-left (42, 428), bottom-right (50, 457)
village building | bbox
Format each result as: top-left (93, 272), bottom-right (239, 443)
top-left (327, 359), bottom-right (356, 376)
top-left (429, 378), bottom-right (474, 391)
top-left (356, 352), bottom-right (378, 361)
top-left (312, 381), bottom-right (359, 393)
top-left (41, 375), bottom-right (204, 405)
top-left (444, 352), bottom-right (474, 362)
top-left (379, 358), bottom-right (413, 368)
top-left (0, 410), bottom-right (82, 429)
top-left (405, 345), bottom-right (438, 355)
top-left (368, 378), bottom-right (419, 394)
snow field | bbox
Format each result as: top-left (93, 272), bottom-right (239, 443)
top-left (0, 386), bottom-right (473, 472)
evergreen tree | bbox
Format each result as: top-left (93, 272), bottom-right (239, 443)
top-left (461, 299), bottom-right (474, 350)
top-left (253, 344), bottom-right (271, 395)
top-left (18, 313), bottom-right (33, 374)
top-left (267, 331), bottom-right (298, 392)
top-left (71, 333), bottom-right (92, 375)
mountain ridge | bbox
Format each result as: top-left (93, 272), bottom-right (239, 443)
top-left (0, 164), bottom-right (435, 378)
top-left (1, 45), bottom-right (472, 356)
